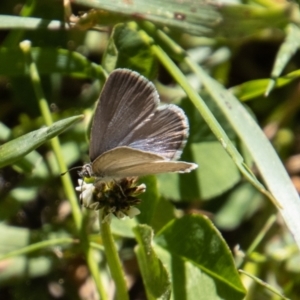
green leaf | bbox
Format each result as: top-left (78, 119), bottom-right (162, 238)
top-left (134, 224), bottom-right (171, 300)
top-left (155, 215), bottom-right (246, 299)
top-left (214, 182), bottom-right (264, 230)
top-left (137, 175), bottom-right (160, 225)
top-left (111, 217), bottom-right (138, 238)
top-left (102, 22), bottom-right (157, 78)
top-left (150, 197), bottom-right (176, 234)
top-left (191, 142), bottom-right (241, 199)
top-left (230, 69), bottom-right (300, 101)
top-left (0, 115), bottom-right (83, 168)
top-left (157, 142), bottom-right (241, 200)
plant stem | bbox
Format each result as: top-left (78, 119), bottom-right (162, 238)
top-left (244, 214), bottom-right (277, 259)
top-left (20, 40), bottom-right (82, 231)
top-left (20, 40), bottom-right (108, 300)
top-left (100, 211), bottom-right (129, 300)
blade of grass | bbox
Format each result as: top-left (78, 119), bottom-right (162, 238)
top-left (0, 116), bottom-right (82, 168)
top-left (139, 22), bottom-right (277, 206)
top-left (266, 23), bottom-right (300, 96)
top-left (0, 238), bottom-right (77, 261)
top-left (140, 22), bottom-right (300, 250)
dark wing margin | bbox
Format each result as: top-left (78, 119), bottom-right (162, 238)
top-left (89, 69), bottom-right (160, 161)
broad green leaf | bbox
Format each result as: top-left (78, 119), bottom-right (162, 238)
top-left (190, 142), bottom-right (240, 199)
top-left (102, 22), bottom-right (157, 78)
top-left (155, 215), bottom-right (246, 299)
top-left (193, 65), bottom-right (300, 250)
top-left (214, 182), bottom-right (264, 230)
top-left (137, 176), bottom-right (160, 225)
top-left (111, 217), bottom-right (138, 238)
top-left (157, 142), bottom-right (241, 200)
top-left (134, 224), bottom-right (171, 300)
top-left (0, 115), bottom-right (83, 168)
top-left (150, 197), bottom-right (175, 234)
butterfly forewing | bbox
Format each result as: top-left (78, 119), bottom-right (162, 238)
top-left (89, 69), bottom-right (159, 161)
top-left (92, 146), bottom-right (197, 178)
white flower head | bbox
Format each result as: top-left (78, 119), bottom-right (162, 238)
top-left (76, 177), bottom-right (145, 222)
top-left (75, 179), bottom-right (95, 208)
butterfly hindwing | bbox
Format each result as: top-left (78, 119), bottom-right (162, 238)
top-left (92, 146), bottom-right (197, 178)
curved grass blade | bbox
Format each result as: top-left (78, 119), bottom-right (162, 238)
top-left (230, 69), bottom-right (300, 101)
top-left (0, 115), bottom-right (83, 168)
top-left (266, 23), bottom-right (300, 96)
top-left (191, 63), bottom-right (300, 250)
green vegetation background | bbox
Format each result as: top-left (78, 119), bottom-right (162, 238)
top-left (1, 0), bottom-right (300, 299)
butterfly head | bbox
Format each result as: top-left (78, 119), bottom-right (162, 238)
top-left (78, 163), bottom-right (94, 179)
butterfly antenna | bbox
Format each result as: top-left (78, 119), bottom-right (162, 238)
top-left (60, 166), bottom-right (83, 176)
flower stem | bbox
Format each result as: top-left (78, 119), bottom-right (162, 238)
top-left (20, 40), bottom-right (107, 300)
top-left (100, 211), bottom-right (129, 300)
top-left (19, 40), bottom-right (82, 231)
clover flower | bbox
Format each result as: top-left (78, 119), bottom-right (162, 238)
top-left (76, 177), bottom-right (145, 223)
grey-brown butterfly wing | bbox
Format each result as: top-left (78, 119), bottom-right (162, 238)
top-left (124, 104), bottom-right (189, 160)
top-left (92, 146), bottom-right (197, 178)
top-left (90, 69), bottom-right (191, 162)
top-left (89, 69), bottom-right (159, 162)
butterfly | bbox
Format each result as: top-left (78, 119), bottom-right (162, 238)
top-left (80, 69), bottom-right (197, 180)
